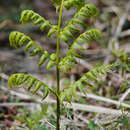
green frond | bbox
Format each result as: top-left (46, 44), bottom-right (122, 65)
top-left (9, 31), bottom-right (57, 69)
top-left (20, 10), bottom-right (57, 37)
top-left (9, 31), bottom-right (51, 66)
top-left (9, 31), bottom-right (43, 50)
top-left (64, 0), bottom-right (85, 10)
top-left (9, 31), bottom-right (56, 70)
top-left (60, 3), bottom-right (99, 43)
top-left (8, 73), bottom-right (50, 99)
top-left (71, 28), bottom-right (101, 50)
top-left (77, 64), bottom-right (117, 88)
top-left (59, 29), bottom-right (102, 73)
top-left (20, 10), bottom-right (51, 29)
top-left (60, 64), bottom-right (117, 102)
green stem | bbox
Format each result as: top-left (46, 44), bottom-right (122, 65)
top-left (56, 1), bottom-right (64, 130)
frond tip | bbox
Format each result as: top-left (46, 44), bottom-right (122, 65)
top-left (20, 10), bottom-right (57, 37)
top-left (9, 31), bottom-right (43, 50)
top-left (8, 73), bottom-right (49, 99)
top-left (9, 31), bottom-right (51, 66)
top-left (20, 10), bottom-right (51, 30)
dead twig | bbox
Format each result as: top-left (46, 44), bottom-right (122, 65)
top-left (1, 87), bottom-right (130, 117)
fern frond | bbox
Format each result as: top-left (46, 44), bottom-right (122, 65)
top-left (76, 64), bottom-right (117, 88)
top-left (9, 31), bottom-right (50, 66)
top-left (59, 29), bottom-right (102, 73)
top-left (64, 0), bottom-right (85, 10)
top-left (60, 64), bottom-right (117, 102)
top-left (9, 31), bottom-right (58, 69)
top-left (20, 10), bottom-right (57, 37)
top-left (60, 3), bottom-right (99, 43)
top-left (70, 28), bottom-right (101, 50)
top-left (9, 31), bottom-right (43, 50)
top-left (8, 73), bottom-right (50, 99)
top-left (20, 10), bottom-right (51, 29)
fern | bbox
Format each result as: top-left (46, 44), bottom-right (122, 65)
top-left (59, 29), bottom-right (102, 73)
top-left (8, 1), bottom-right (117, 129)
top-left (9, 31), bottom-right (57, 69)
top-left (60, 64), bottom-right (117, 102)
top-left (60, 3), bottom-right (99, 43)
top-left (70, 28), bottom-right (101, 49)
top-left (8, 73), bottom-right (54, 99)
top-left (9, 31), bottom-right (44, 52)
top-left (76, 64), bottom-right (117, 88)
top-left (20, 10), bottom-right (57, 37)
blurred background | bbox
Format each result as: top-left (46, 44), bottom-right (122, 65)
top-left (1, 0), bottom-right (130, 129)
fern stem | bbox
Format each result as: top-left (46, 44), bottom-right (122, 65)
top-left (56, 0), bottom-right (64, 130)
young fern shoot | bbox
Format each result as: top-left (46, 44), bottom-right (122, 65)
top-left (8, 0), bottom-right (117, 129)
